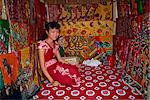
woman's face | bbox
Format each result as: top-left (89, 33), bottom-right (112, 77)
top-left (47, 28), bottom-right (59, 40)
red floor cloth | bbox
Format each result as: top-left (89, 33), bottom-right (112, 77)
top-left (34, 65), bottom-right (144, 99)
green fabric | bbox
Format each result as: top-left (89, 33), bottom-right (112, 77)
top-left (59, 46), bottom-right (64, 57)
top-left (135, 0), bottom-right (144, 14)
top-left (0, 70), bottom-right (4, 90)
top-left (0, 20), bottom-right (10, 46)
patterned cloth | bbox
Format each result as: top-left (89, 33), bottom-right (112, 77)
top-left (48, 2), bottom-right (112, 22)
top-left (37, 40), bottom-right (81, 85)
top-left (0, 20), bottom-right (10, 54)
top-left (0, 53), bottom-right (19, 85)
top-left (34, 65), bottom-right (144, 99)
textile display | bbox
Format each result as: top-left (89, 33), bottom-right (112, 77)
top-left (10, 22), bottom-right (28, 51)
top-left (116, 16), bottom-right (131, 37)
top-left (117, 0), bottom-right (149, 18)
top-left (20, 43), bottom-right (42, 86)
top-left (27, 24), bottom-right (36, 46)
top-left (0, 53), bottom-right (19, 85)
top-left (0, 20), bottom-right (10, 54)
top-left (19, 43), bottom-right (41, 99)
top-left (0, 0), bottom-right (2, 18)
top-left (35, 64), bottom-right (144, 99)
top-left (6, 0), bottom-right (29, 23)
top-left (34, 0), bottom-right (46, 28)
top-left (113, 36), bottom-right (129, 70)
top-left (0, 70), bottom-right (4, 89)
top-left (115, 13), bottom-right (149, 95)
top-left (48, 1), bottom-right (112, 22)
top-left (34, 0), bottom-right (46, 41)
top-left (60, 20), bottom-right (113, 60)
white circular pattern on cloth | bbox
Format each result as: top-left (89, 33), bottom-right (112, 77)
top-left (96, 96), bottom-right (102, 100)
top-left (66, 87), bottom-right (72, 90)
top-left (105, 79), bottom-right (111, 82)
top-left (93, 79), bottom-right (98, 83)
top-left (115, 73), bottom-right (119, 76)
top-left (94, 86), bottom-right (100, 90)
top-left (80, 96), bottom-right (86, 100)
top-left (82, 80), bottom-right (85, 83)
top-left (91, 69), bottom-right (95, 72)
top-left (80, 87), bottom-right (86, 91)
top-left (129, 95), bottom-right (135, 100)
top-left (108, 86), bottom-right (114, 90)
top-left (104, 66), bottom-right (110, 69)
top-left (112, 81), bottom-right (121, 87)
top-left (71, 90), bottom-right (80, 96)
top-left (131, 89), bottom-right (139, 95)
top-left (85, 76), bottom-right (92, 80)
top-left (44, 80), bottom-right (49, 83)
top-left (81, 74), bottom-right (85, 77)
top-left (106, 70), bottom-right (113, 74)
top-left (102, 69), bottom-right (105, 71)
top-left (99, 82), bottom-right (107, 87)
top-left (109, 75), bottom-right (117, 80)
top-left (80, 65), bottom-right (85, 68)
top-left (96, 71), bottom-right (102, 74)
top-left (33, 95), bottom-right (39, 99)
top-left (64, 96), bottom-right (70, 100)
top-left (97, 75), bottom-right (104, 80)
top-left (118, 79), bottom-right (123, 82)
top-left (52, 87), bottom-right (58, 90)
top-left (95, 67), bottom-right (100, 70)
top-left (116, 89), bottom-right (126, 96)
top-left (59, 85), bottom-right (66, 88)
top-left (85, 67), bottom-right (91, 70)
top-left (117, 70), bottom-right (122, 73)
top-left (46, 83), bottom-right (53, 87)
top-left (103, 73), bottom-right (107, 76)
top-left (85, 71), bottom-right (92, 75)
top-left (85, 82), bottom-right (94, 87)
top-left (56, 90), bottom-right (65, 96)
top-left (112, 95), bottom-right (119, 100)
top-left (72, 83), bottom-right (80, 87)
top-left (41, 90), bottom-right (50, 96)
top-left (101, 90), bottom-right (110, 96)
top-left (40, 87), bottom-right (44, 90)
top-left (86, 90), bottom-right (95, 96)
top-left (92, 74), bottom-right (96, 76)
top-left (48, 96), bottom-right (54, 100)
top-left (123, 86), bottom-right (129, 90)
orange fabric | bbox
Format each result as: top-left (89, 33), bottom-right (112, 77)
top-left (0, 53), bottom-right (19, 85)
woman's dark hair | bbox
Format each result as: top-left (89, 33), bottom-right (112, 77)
top-left (39, 21), bottom-right (61, 40)
top-left (45, 21), bottom-right (61, 31)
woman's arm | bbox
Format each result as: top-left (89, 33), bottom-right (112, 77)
top-left (55, 49), bottom-right (65, 63)
top-left (54, 42), bottom-right (66, 63)
top-left (38, 49), bottom-right (54, 84)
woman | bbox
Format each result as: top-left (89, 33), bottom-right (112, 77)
top-left (38, 21), bottom-right (81, 86)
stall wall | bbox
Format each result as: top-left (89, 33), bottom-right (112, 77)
top-left (48, 1), bottom-right (113, 61)
top-left (114, 0), bottom-right (149, 95)
top-left (0, 0), bottom-right (46, 98)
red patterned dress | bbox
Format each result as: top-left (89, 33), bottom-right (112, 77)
top-left (37, 40), bottom-right (81, 85)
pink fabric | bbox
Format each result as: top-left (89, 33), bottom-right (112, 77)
top-left (37, 40), bottom-right (81, 86)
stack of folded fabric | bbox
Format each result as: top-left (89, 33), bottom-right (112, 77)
top-left (62, 57), bottom-right (80, 65)
top-left (82, 58), bottom-right (102, 67)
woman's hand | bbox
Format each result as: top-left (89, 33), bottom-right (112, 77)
top-left (52, 81), bottom-right (61, 86)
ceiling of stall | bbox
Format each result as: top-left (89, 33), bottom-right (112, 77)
top-left (46, 0), bottom-right (112, 4)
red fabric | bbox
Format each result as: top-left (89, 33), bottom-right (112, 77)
top-left (34, 65), bottom-right (144, 99)
top-left (37, 40), bottom-right (81, 86)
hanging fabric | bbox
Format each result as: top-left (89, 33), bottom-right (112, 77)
top-left (0, 52), bottom-right (19, 85)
